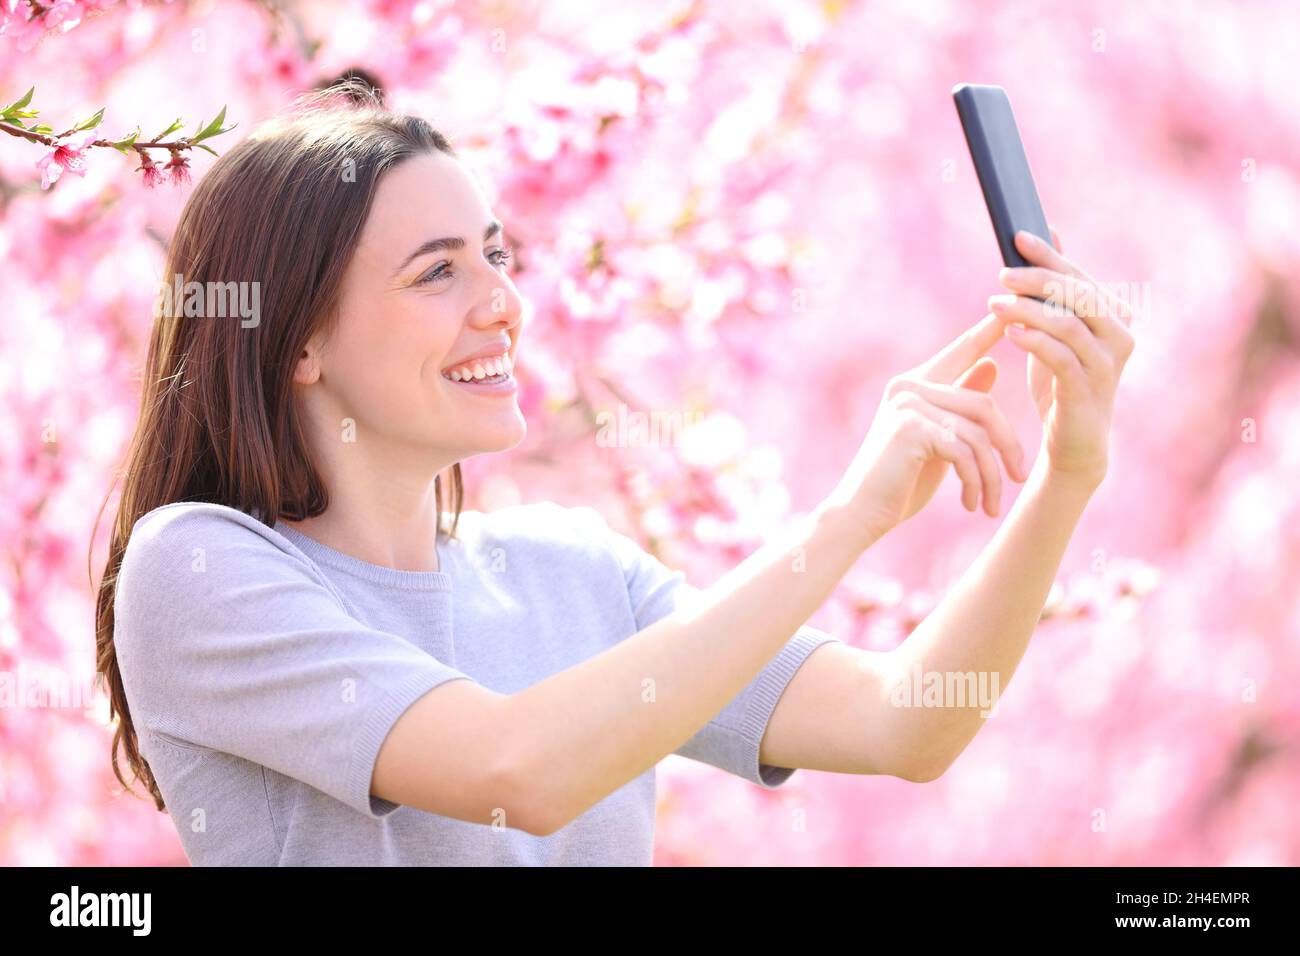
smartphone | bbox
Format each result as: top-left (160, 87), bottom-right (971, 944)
top-left (952, 83), bottom-right (1051, 269)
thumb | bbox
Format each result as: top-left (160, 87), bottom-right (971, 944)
top-left (955, 356), bottom-right (998, 392)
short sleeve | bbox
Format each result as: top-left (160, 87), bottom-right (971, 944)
top-left (112, 503), bottom-right (476, 819)
top-left (579, 506), bottom-right (843, 789)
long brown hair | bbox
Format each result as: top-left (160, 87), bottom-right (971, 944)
top-left (90, 79), bottom-right (465, 812)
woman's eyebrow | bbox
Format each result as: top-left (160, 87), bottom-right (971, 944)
top-left (391, 220), bottom-right (503, 278)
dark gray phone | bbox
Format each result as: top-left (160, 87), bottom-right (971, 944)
top-left (952, 83), bottom-right (1051, 269)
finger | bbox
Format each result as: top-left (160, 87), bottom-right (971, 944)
top-left (1015, 230), bottom-right (1137, 340)
top-left (988, 293), bottom-right (1110, 375)
top-left (913, 413), bottom-right (985, 513)
top-left (900, 393), bottom-right (1004, 516)
top-left (938, 411), bottom-right (1004, 517)
top-left (1003, 323), bottom-right (1090, 396)
top-left (892, 376), bottom-right (1027, 482)
top-left (1048, 224), bottom-right (1063, 254)
top-left (1079, 277), bottom-right (1138, 335)
top-left (1013, 230), bottom-right (1094, 284)
top-left (913, 312), bottom-right (1009, 385)
top-left (955, 355), bottom-right (998, 393)
top-left (1070, 280), bottom-right (1137, 341)
top-left (996, 267), bottom-right (1131, 344)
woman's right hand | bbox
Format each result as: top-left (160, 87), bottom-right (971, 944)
top-left (824, 312), bottom-right (1030, 541)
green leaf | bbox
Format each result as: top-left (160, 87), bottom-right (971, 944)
top-left (190, 104), bottom-right (222, 139)
top-left (110, 129), bottom-right (140, 153)
top-left (29, 124), bottom-right (53, 134)
top-left (153, 117), bottom-right (184, 141)
top-left (1, 86), bottom-right (35, 116)
top-left (192, 105), bottom-right (236, 143)
top-left (72, 106), bottom-right (106, 132)
top-left (193, 143), bottom-right (219, 157)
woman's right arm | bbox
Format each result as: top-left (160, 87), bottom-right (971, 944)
top-left (378, 496), bottom-right (873, 835)
top-left (507, 497), bottom-right (873, 834)
top-left (378, 311), bottom-right (1023, 835)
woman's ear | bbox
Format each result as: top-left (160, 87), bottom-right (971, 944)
top-left (293, 337), bottom-right (323, 386)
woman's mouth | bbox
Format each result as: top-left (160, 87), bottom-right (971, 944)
top-left (441, 353), bottom-right (517, 394)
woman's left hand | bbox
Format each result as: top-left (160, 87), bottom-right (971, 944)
top-left (987, 227), bottom-right (1137, 486)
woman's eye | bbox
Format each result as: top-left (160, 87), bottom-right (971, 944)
top-left (414, 248), bottom-right (512, 286)
top-left (416, 262), bottom-right (453, 286)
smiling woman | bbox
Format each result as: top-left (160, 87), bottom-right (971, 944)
top-left (93, 70), bottom-right (1123, 867)
top-left (92, 79), bottom-right (857, 866)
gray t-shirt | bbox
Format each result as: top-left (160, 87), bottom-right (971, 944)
top-left (113, 499), bottom-right (842, 865)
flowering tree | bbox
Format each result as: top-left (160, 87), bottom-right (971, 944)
top-left (2, 0), bottom-right (1297, 865)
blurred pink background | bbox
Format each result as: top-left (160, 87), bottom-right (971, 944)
top-left (2, 0), bottom-right (1297, 865)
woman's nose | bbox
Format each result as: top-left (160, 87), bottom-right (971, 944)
top-left (474, 275), bottom-right (521, 324)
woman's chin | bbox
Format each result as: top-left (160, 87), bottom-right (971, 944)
top-left (457, 416), bottom-right (527, 454)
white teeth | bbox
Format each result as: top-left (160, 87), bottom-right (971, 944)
top-left (444, 352), bottom-right (513, 381)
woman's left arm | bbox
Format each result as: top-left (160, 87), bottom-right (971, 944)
top-left (757, 227), bottom-right (1137, 781)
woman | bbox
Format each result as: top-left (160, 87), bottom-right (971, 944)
top-left (94, 81), bottom-right (1136, 865)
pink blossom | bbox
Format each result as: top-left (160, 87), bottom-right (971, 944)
top-left (162, 151), bottom-right (191, 186)
top-left (34, 131), bottom-right (97, 190)
top-left (6, 0), bottom-right (79, 51)
top-left (134, 151), bottom-right (165, 189)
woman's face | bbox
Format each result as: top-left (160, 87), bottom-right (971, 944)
top-left (296, 150), bottom-right (526, 469)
